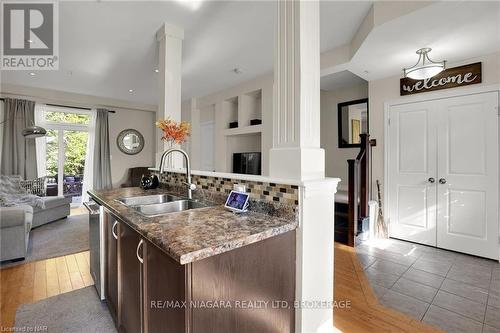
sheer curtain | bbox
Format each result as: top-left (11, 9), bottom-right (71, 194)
top-left (34, 104), bottom-right (46, 177)
top-left (82, 109), bottom-right (97, 202)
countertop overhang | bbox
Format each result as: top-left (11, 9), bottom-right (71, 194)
top-left (88, 187), bottom-right (297, 265)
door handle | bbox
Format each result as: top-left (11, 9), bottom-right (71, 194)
top-left (112, 221), bottom-right (118, 240)
top-left (439, 178), bottom-right (447, 184)
top-left (136, 239), bottom-right (144, 264)
top-left (428, 177), bottom-right (435, 183)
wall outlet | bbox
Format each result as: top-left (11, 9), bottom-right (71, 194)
top-left (233, 183), bottom-right (246, 192)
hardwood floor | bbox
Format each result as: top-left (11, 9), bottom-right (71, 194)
top-left (333, 243), bottom-right (442, 332)
top-left (70, 206), bottom-right (87, 216)
top-left (0, 251), bottom-right (93, 329)
top-left (0, 245), bottom-right (441, 332)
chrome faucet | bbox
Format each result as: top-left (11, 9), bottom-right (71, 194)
top-left (159, 148), bottom-right (196, 199)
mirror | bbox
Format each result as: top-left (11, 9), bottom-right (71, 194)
top-left (117, 129), bottom-right (144, 155)
top-left (337, 98), bottom-right (368, 148)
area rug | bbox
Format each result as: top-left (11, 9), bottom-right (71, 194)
top-left (1, 214), bottom-right (89, 268)
top-left (14, 286), bottom-right (116, 333)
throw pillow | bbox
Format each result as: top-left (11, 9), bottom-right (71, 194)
top-left (20, 177), bottom-right (47, 196)
top-left (0, 175), bottom-right (26, 194)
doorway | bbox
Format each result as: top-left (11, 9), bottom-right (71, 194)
top-left (387, 91), bottom-right (499, 259)
top-left (40, 107), bottom-right (91, 207)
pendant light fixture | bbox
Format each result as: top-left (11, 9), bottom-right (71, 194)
top-left (403, 48), bottom-right (446, 80)
top-left (0, 118), bottom-right (47, 138)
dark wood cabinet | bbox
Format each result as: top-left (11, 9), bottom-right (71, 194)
top-left (118, 221), bottom-right (143, 333)
top-left (190, 232), bottom-right (295, 332)
top-left (104, 212), bottom-right (119, 325)
top-left (144, 242), bottom-right (186, 333)
top-left (102, 211), bottom-right (295, 333)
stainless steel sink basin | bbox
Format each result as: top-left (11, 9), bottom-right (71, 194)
top-left (134, 200), bottom-right (208, 216)
top-left (116, 194), bottom-right (180, 207)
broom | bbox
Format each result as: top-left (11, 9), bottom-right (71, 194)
top-left (376, 180), bottom-right (389, 238)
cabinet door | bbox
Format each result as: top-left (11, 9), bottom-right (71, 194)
top-left (119, 222), bottom-right (143, 333)
top-left (144, 241), bottom-right (186, 333)
top-left (191, 231), bottom-right (295, 332)
top-left (105, 213), bottom-right (119, 324)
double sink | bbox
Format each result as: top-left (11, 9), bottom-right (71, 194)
top-left (116, 194), bottom-right (209, 217)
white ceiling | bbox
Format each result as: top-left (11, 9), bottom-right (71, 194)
top-left (349, 1), bottom-right (500, 81)
top-left (1, 0), bottom-right (372, 106)
top-left (320, 70), bottom-right (367, 91)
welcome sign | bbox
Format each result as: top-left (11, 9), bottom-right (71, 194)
top-left (400, 62), bottom-right (482, 96)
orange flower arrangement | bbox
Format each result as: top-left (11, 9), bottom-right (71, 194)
top-left (155, 117), bottom-right (191, 144)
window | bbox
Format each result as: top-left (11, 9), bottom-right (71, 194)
top-left (45, 110), bottom-right (90, 125)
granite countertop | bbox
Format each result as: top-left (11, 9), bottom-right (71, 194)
top-left (88, 187), bottom-right (297, 265)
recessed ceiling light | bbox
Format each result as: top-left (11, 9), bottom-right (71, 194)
top-left (128, 89), bottom-right (134, 93)
top-left (29, 72), bottom-right (36, 76)
top-left (153, 69), bottom-right (159, 73)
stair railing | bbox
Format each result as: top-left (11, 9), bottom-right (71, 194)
top-left (346, 134), bottom-right (375, 247)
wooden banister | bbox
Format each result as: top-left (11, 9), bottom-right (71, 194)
top-left (346, 133), bottom-right (375, 247)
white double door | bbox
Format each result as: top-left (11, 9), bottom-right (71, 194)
top-left (388, 91), bottom-right (499, 260)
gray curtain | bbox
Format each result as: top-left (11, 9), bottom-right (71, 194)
top-left (0, 98), bottom-right (37, 179)
top-left (93, 109), bottom-right (113, 190)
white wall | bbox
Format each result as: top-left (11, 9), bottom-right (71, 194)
top-left (184, 74), bottom-right (273, 176)
top-left (0, 85), bottom-right (156, 187)
top-left (369, 52), bottom-right (500, 201)
top-left (109, 108), bottom-right (156, 187)
top-left (320, 83), bottom-right (368, 190)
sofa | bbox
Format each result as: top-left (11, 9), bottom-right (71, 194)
top-left (31, 196), bottom-right (71, 228)
top-left (0, 205), bottom-right (33, 262)
top-left (0, 175), bottom-right (71, 261)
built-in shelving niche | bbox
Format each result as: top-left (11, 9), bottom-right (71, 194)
top-left (223, 97), bottom-right (238, 129)
top-left (239, 89), bottom-right (262, 128)
top-left (225, 133), bottom-right (262, 174)
top-left (221, 89), bottom-right (263, 175)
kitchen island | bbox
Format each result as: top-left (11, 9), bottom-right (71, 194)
top-left (89, 187), bottom-right (297, 333)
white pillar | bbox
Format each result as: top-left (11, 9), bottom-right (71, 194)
top-left (155, 23), bottom-right (184, 167)
top-left (272, 1), bottom-right (337, 332)
top-left (269, 0), bottom-right (325, 181)
top-left (189, 98), bottom-right (201, 170)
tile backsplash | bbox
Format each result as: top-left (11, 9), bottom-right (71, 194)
top-left (154, 171), bottom-right (299, 205)
top-left (151, 171), bottom-right (299, 222)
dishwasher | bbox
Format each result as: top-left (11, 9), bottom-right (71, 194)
top-left (83, 201), bottom-right (105, 300)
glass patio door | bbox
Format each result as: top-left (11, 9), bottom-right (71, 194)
top-left (42, 107), bottom-right (90, 206)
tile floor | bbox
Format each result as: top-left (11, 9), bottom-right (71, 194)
top-left (356, 238), bottom-right (500, 333)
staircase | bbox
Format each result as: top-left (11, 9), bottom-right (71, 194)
top-left (335, 134), bottom-right (375, 246)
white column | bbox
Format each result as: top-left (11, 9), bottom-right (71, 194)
top-left (271, 1), bottom-right (337, 332)
top-left (155, 23), bottom-right (184, 167)
top-left (269, 0), bottom-right (325, 181)
top-left (189, 98), bottom-right (201, 170)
